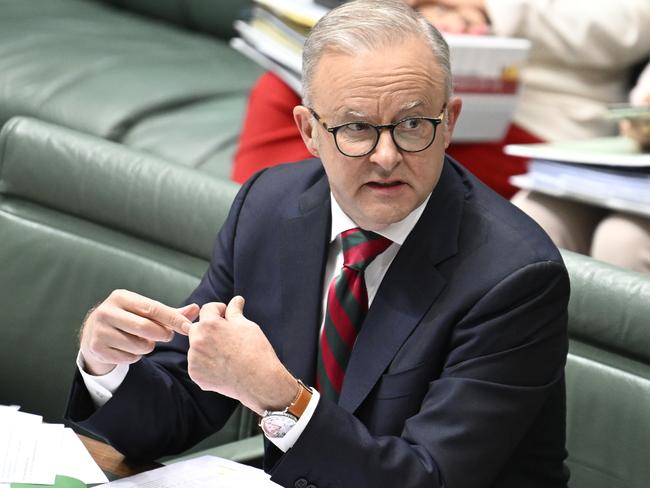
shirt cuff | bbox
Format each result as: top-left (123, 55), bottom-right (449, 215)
top-left (266, 388), bottom-right (320, 453)
top-left (76, 351), bottom-right (129, 408)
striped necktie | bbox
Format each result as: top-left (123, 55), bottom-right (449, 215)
top-left (316, 228), bottom-right (392, 402)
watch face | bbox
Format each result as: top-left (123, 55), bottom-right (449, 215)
top-left (261, 413), bottom-right (297, 439)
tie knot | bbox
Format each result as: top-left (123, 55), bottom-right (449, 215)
top-left (341, 228), bottom-right (392, 271)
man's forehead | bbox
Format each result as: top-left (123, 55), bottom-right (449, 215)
top-left (334, 99), bottom-right (428, 118)
top-left (310, 41), bottom-right (444, 110)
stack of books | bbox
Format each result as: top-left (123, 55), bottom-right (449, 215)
top-left (506, 137), bottom-right (650, 217)
top-left (231, 0), bottom-right (531, 142)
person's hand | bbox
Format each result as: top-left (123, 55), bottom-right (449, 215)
top-left (79, 290), bottom-right (200, 376)
top-left (186, 296), bottom-right (298, 415)
top-left (402, 0), bottom-right (489, 35)
top-left (418, 4), bottom-right (489, 34)
top-left (620, 64), bottom-right (650, 151)
top-left (413, 0), bottom-right (486, 10)
top-left (620, 118), bottom-right (650, 151)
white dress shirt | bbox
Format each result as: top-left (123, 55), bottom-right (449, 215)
top-left (78, 191), bottom-right (430, 452)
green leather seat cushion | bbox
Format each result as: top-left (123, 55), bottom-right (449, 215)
top-left (566, 340), bottom-right (650, 488)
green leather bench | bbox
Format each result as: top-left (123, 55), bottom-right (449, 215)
top-left (0, 0), bottom-right (262, 180)
top-left (562, 250), bottom-right (650, 488)
top-left (1, 116), bottom-right (649, 479)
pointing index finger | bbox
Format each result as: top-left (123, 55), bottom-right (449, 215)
top-left (117, 291), bottom-right (193, 335)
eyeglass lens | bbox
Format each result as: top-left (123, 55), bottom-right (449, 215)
top-left (335, 118), bottom-right (436, 156)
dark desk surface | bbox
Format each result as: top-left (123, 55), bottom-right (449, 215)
top-left (79, 434), bottom-right (160, 480)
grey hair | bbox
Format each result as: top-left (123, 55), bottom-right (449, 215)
top-left (302, 0), bottom-right (452, 107)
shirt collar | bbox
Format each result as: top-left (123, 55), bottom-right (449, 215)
top-left (329, 193), bottom-right (431, 246)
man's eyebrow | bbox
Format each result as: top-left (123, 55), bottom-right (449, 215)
top-left (339, 109), bottom-right (370, 119)
top-left (336, 101), bottom-right (425, 120)
top-left (398, 100), bottom-right (424, 114)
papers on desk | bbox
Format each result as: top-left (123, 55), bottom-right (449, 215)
top-left (505, 137), bottom-right (650, 168)
top-left (97, 456), bottom-right (280, 488)
top-left (506, 137), bottom-right (650, 218)
top-left (0, 406), bottom-right (108, 487)
top-left (231, 0), bottom-right (530, 142)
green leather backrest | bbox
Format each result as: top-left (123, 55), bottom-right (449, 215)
top-left (561, 250), bottom-right (650, 488)
top-left (101, 0), bottom-right (253, 39)
top-left (0, 117), bottom-right (239, 433)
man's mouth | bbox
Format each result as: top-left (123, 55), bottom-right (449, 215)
top-left (366, 180), bottom-right (404, 189)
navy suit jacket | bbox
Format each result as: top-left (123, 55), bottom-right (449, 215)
top-left (67, 157), bottom-right (570, 488)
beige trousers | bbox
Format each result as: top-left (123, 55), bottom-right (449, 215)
top-left (511, 190), bottom-right (650, 275)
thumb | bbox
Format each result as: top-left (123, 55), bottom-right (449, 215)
top-left (225, 295), bottom-right (245, 321)
top-left (178, 303), bottom-right (200, 322)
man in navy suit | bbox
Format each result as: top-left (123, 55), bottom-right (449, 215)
top-left (67, 1), bottom-right (570, 486)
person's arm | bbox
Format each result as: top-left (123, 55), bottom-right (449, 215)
top-left (267, 260), bottom-right (570, 488)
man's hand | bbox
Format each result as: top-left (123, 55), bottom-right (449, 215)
top-left (187, 296), bottom-right (299, 416)
top-left (79, 290), bottom-right (200, 376)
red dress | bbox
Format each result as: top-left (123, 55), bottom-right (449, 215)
top-left (233, 72), bottom-right (542, 199)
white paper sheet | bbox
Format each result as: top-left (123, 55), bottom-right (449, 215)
top-left (97, 455), bottom-right (281, 488)
top-left (56, 428), bottom-right (109, 484)
top-left (0, 406), bottom-right (108, 485)
top-left (0, 409), bottom-right (60, 484)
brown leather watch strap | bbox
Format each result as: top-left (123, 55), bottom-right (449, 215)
top-left (286, 380), bottom-right (313, 419)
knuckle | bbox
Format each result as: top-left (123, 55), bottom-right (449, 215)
top-left (170, 314), bottom-right (185, 332)
top-left (91, 306), bottom-right (110, 323)
top-left (141, 301), bottom-right (157, 317)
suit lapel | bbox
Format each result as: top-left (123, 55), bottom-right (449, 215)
top-left (339, 161), bottom-right (466, 413)
top-left (279, 172), bottom-right (331, 384)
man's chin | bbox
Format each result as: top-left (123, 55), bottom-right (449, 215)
top-left (355, 206), bottom-right (412, 231)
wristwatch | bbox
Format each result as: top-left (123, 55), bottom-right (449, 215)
top-left (259, 379), bottom-right (313, 439)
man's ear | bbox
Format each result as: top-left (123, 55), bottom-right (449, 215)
top-left (293, 105), bottom-right (320, 157)
top-left (442, 96), bottom-right (462, 149)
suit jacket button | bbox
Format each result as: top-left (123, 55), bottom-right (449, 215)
top-left (294, 478), bottom-right (309, 488)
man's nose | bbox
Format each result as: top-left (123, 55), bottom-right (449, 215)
top-left (369, 129), bottom-right (401, 171)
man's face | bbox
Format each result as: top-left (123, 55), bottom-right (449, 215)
top-left (294, 36), bottom-right (461, 231)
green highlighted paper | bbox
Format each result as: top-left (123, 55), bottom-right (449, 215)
top-left (12, 475), bottom-right (86, 488)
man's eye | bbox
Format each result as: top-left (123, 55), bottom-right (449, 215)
top-left (401, 118), bottom-right (422, 129)
top-left (345, 123), bottom-right (372, 132)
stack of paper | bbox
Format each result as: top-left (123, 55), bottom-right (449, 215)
top-left (231, 0), bottom-right (531, 142)
top-left (0, 405), bottom-right (108, 488)
top-left (506, 137), bottom-right (650, 217)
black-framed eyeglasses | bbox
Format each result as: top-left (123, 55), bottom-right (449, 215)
top-left (308, 106), bottom-right (446, 157)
